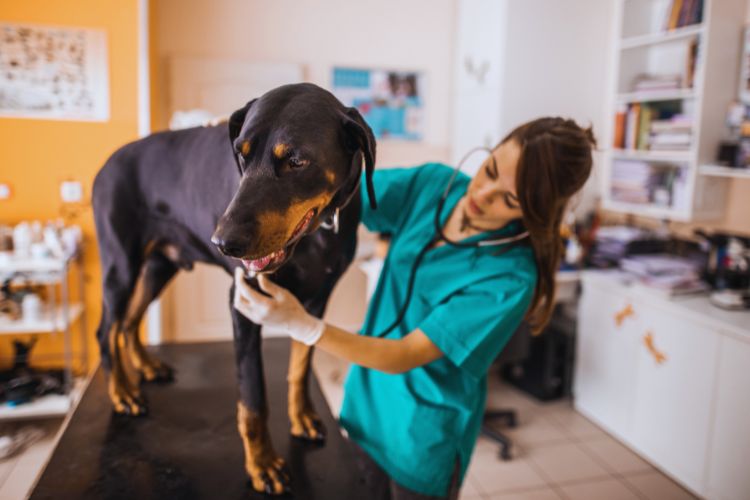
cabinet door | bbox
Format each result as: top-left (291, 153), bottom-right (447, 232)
top-left (706, 334), bottom-right (750, 500)
top-left (574, 282), bottom-right (639, 439)
top-left (631, 303), bottom-right (719, 496)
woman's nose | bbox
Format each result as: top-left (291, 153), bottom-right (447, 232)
top-left (476, 187), bottom-right (495, 205)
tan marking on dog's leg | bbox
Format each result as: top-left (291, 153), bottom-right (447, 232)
top-left (237, 402), bottom-right (289, 495)
top-left (287, 340), bottom-right (325, 441)
top-left (122, 259), bottom-right (173, 383)
top-left (107, 321), bottom-right (144, 415)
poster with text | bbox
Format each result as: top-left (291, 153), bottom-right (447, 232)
top-left (0, 23), bottom-right (109, 121)
top-left (332, 67), bottom-right (424, 141)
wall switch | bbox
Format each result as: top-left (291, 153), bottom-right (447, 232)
top-left (60, 181), bottom-right (83, 203)
top-left (0, 183), bottom-right (10, 200)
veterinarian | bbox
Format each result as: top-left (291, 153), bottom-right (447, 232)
top-left (233, 117), bottom-right (596, 499)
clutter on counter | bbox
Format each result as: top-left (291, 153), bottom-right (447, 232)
top-left (587, 224), bottom-right (750, 310)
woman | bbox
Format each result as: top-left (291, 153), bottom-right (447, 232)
top-left (233, 117), bottom-right (596, 499)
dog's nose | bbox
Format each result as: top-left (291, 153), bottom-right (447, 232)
top-left (211, 234), bottom-right (245, 258)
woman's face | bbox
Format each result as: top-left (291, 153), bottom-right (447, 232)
top-left (463, 139), bottom-right (523, 229)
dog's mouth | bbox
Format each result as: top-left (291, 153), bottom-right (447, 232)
top-left (240, 207), bottom-right (318, 273)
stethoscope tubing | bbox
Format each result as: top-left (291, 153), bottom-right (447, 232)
top-left (373, 147), bottom-right (530, 338)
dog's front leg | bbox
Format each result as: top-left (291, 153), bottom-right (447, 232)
top-left (288, 340), bottom-right (326, 442)
top-left (230, 284), bottom-right (290, 496)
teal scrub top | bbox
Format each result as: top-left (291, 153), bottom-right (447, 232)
top-left (339, 163), bottom-right (538, 496)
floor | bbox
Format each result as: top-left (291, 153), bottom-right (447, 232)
top-left (0, 351), bottom-right (699, 500)
top-left (312, 350), bottom-right (700, 500)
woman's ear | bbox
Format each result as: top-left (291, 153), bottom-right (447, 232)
top-left (342, 107), bottom-right (377, 210)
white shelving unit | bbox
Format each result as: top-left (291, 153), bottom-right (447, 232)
top-left (0, 251), bottom-right (88, 420)
top-left (603, 0), bottom-right (747, 221)
top-left (699, 164), bottom-right (750, 179)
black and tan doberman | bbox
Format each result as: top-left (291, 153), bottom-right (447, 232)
top-left (92, 83), bottom-right (376, 495)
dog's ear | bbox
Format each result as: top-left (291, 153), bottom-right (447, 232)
top-left (342, 107), bottom-right (377, 210)
top-left (228, 99), bottom-right (257, 173)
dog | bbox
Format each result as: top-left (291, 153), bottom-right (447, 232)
top-left (92, 83), bottom-right (376, 495)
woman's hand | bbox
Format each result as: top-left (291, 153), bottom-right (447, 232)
top-left (233, 267), bottom-right (325, 345)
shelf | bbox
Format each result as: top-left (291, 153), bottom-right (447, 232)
top-left (603, 199), bottom-right (690, 221)
top-left (0, 303), bottom-right (83, 335)
top-left (699, 165), bottom-right (750, 179)
top-left (0, 254), bottom-right (74, 274)
top-left (617, 89), bottom-right (696, 104)
top-left (620, 24), bottom-right (704, 50)
top-left (0, 377), bottom-right (85, 420)
top-left (611, 149), bottom-right (693, 163)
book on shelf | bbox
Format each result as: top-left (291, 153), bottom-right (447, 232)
top-left (632, 74), bottom-right (682, 92)
top-left (625, 103), bottom-right (640, 150)
top-left (614, 101), bottom-right (692, 153)
top-left (664, 0), bottom-right (703, 31)
top-left (686, 39), bottom-right (699, 88)
top-left (613, 104), bottom-right (627, 149)
top-left (637, 106), bottom-right (653, 150)
top-left (651, 116), bottom-right (692, 133)
top-left (650, 132), bottom-right (692, 146)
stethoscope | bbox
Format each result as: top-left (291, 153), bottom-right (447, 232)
top-left (373, 146), bottom-right (530, 338)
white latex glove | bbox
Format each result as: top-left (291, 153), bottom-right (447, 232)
top-left (233, 267), bottom-right (325, 346)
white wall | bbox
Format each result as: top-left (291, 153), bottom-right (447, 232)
top-left (155, 0), bottom-right (456, 167)
top-left (500, 0), bottom-right (617, 217)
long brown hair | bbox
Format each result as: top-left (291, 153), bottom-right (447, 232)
top-left (499, 117), bottom-right (596, 334)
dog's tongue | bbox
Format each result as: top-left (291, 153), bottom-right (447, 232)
top-left (243, 249), bottom-right (286, 273)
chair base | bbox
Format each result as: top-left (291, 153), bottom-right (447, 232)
top-left (481, 409), bottom-right (517, 461)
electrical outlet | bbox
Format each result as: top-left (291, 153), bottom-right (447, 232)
top-left (60, 181), bottom-right (83, 203)
top-left (0, 183), bottom-right (10, 200)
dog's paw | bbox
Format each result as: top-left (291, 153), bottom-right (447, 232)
top-left (290, 410), bottom-right (326, 443)
top-left (247, 457), bottom-right (291, 496)
top-left (140, 360), bottom-right (175, 384)
top-left (109, 379), bottom-right (148, 417)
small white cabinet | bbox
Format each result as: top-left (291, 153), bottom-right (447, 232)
top-left (575, 281), bottom-right (640, 439)
top-left (705, 334), bottom-right (750, 500)
top-left (575, 271), bottom-right (750, 498)
top-left (630, 300), bottom-right (719, 495)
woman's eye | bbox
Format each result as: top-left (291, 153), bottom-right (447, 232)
top-left (484, 163), bottom-right (498, 179)
top-left (504, 192), bottom-right (520, 209)
top-left (288, 157), bottom-right (309, 169)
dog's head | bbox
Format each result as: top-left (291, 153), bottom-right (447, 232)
top-left (211, 83), bottom-right (376, 274)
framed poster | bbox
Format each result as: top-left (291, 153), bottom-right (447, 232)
top-left (0, 22), bottom-right (109, 121)
top-left (332, 67), bottom-right (424, 141)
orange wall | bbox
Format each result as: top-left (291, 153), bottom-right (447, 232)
top-left (0, 0), bottom-right (140, 372)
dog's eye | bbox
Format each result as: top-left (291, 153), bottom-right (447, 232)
top-left (288, 157), bottom-right (309, 169)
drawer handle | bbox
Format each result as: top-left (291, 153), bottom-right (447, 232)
top-left (643, 331), bottom-right (667, 365)
top-left (614, 303), bottom-right (634, 326)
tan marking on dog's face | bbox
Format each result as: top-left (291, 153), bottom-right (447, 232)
top-left (250, 192), bottom-right (333, 258)
top-left (241, 141), bottom-right (251, 156)
top-left (325, 170), bottom-right (336, 185)
top-left (273, 143), bottom-right (289, 159)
